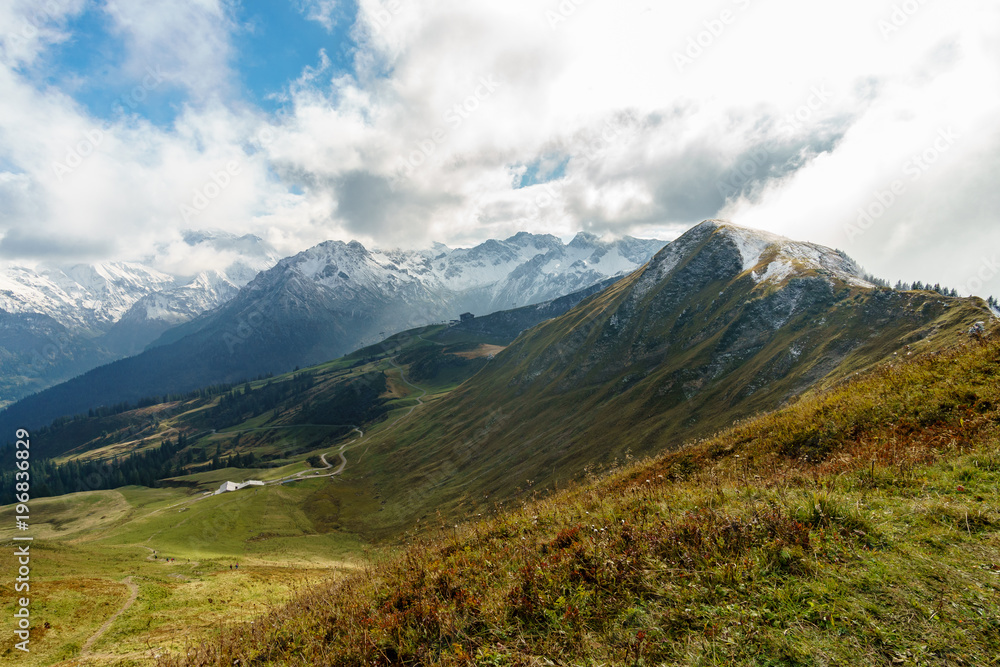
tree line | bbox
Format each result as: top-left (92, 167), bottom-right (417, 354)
top-left (0, 434), bottom-right (258, 500)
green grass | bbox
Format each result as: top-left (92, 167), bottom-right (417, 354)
top-left (167, 330), bottom-right (1000, 666)
top-left (0, 476), bottom-right (373, 666)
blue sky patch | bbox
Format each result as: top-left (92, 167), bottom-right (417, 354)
top-left (515, 155), bottom-right (569, 189)
top-left (24, 0), bottom-right (360, 127)
top-left (234, 0), bottom-right (359, 111)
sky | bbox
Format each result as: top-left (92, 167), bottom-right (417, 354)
top-left (1, 0), bottom-right (999, 297)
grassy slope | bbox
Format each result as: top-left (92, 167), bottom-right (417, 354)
top-left (170, 329), bottom-right (1000, 666)
top-left (0, 478), bottom-right (370, 666)
top-left (346, 269), bottom-right (990, 538)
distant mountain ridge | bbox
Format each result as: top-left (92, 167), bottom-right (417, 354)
top-left (0, 231), bottom-right (281, 405)
top-left (0, 262), bottom-right (177, 334)
top-left (146, 231), bottom-right (665, 353)
top-left (0, 232), bottom-right (665, 426)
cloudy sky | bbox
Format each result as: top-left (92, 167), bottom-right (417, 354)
top-left (1, 0), bottom-right (998, 296)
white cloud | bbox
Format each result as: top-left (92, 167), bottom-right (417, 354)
top-left (0, 0), bottom-right (88, 68)
top-left (296, 0), bottom-right (340, 32)
top-left (102, 0), bottom-right (237, 100)
top-left (1, 0), bottom-right (1000, 299)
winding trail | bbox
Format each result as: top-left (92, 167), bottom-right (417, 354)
top-left (80, 576), bottom-right (139, 656)
top-left (271, 428), bottom-right (361, 485)
top-left (417, 333), bottom-right (446, 347)
top-left (88, 359), bottom-right (436, 662)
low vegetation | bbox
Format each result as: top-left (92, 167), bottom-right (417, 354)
top-left (168, 329), bottom-right (1000, 666)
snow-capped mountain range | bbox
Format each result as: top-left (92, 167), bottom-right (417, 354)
top-left (0, 231), bottom-right (281, 406)
top-left (0, 232), bottom-right (281, 337)
top-left (6, 220), bottom-right (993, 433)
top-left (276, 231), bottom-right (665, 320)
top-left (0, 262), bottom-right (177, 334)
top-left (0, 230), bottom-right (665, 407)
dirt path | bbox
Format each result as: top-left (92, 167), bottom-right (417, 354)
top-left (140, 544), bottom-right (200, 568)
top-left (271, 428), bottom-right (360, 484)
top-left (279, 360), bottom-right (429, 475)
top-left (388, 358), bottom-right (427, 417)
top-left (80, 576), bottom-right (139, 655)
top-left (417, 333), bottom-right (446, 346)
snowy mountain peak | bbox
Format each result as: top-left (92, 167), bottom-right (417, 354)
top-left (568, 231), bottom-right (601, 248)
top-left (1, 230), bottom-right (281, 347)
top-left (697, 220), bottom-right (873, 288)
top-left (0, 261), bottom-right (178, 332)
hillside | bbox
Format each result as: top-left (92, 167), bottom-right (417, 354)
top-left (166, 326), bottom-right (1000, 666)
top-left (337, 221), bottom-right (993, 536)
top-left (0, 310), bottom-right (116, 409)
top-left (0, 290), bottom-right (627, 665)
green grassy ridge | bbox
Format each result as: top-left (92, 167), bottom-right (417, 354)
top-left (165, 330), bottom-right (1000, 666)
top-left (341, 229), bottom-right (991, 537)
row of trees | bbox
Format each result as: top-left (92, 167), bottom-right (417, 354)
top-left (1, 437), bottom-right (183, 498)
top-left (27, 375), bottom-right (277, 442)
top-left (893, 281), bottom-right (960, 296)
top-left (0, 436), bottom-right (260, 500)
top-left (862, 270), bottom-right (993, 303)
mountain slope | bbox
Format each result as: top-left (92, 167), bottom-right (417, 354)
top-left (349, 220), bottom-right (992, 534)
top-left (171, 326), bottom-right (1000, 666)
top-left (0, 273), bottom-right (631, 435)
top-left (0, 310), bottom-right (116, 409)
top-left (0, 231), bottom-right (282, 402)
top-left (99, 232), bottom-right (281, 355)
top-left (148, 233), bottom-right (663, 349)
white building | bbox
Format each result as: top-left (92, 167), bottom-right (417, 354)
top-left (214, 480), bottom-right (265, 495)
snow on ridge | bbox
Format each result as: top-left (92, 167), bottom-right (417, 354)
top-left (276, 233), bottom-right (664, 314)
top-left (2, 232), bottom-right (663, 334)
top-left (703, 221), bottom-right (873, 288)
top-left (749, 241), bottom-right (873, 288)
top-left (713, 222), bottom-right (786, 272)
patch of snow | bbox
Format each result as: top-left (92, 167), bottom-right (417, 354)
top-left (756, 259), bottom-right (794, 284)
top-left (717, 224), bottom-right (785, 271)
